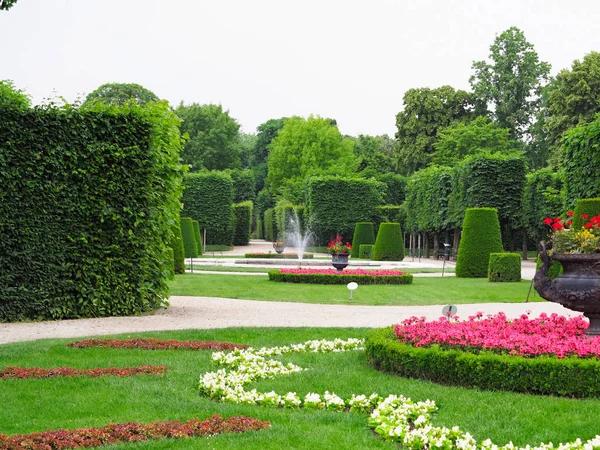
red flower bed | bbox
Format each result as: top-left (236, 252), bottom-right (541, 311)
top-left (0, 365), bottom-right (167, 379)
top-left (0, 414), bottom-right (270, 449)
top-left (67, 338), bottom-right (248, 351)
top-left (394, 312), bottom-right (600, 358)
top-left (280, 268), bottom-right (405, 276)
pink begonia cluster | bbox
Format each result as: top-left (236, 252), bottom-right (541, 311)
top-left (279, 268), bottom-right (405, 276)
top-left (394, 312), bottom-right (600, 359)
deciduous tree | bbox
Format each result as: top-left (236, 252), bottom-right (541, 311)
top-left (83, 83), bottom-right (159, 106)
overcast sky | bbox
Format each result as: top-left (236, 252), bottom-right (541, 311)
top-left (2, 0), bottom-right (600, 136)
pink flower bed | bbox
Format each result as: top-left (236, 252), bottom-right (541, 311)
top-left (394, 312), bottom-right (600, 359)
top-left (0, 415), bottom-right (270, 449)
top-left (279, 268), bottom-right (405, 276)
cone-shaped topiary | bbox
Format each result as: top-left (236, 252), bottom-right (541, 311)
top-left (170, 221), bottom-right (185, 274)
top-left (351, 222), bottom-right (375, 258)
top-left (371, 222), bottom-right (404, 261)
top-left (572, 198), bottom-right (600, 230)
top-left (456, 208), bottom-right (503, 278)
top-left (180, 217), bottom-right (198, 258)
top-left (192, 220), bottom-right (203, 256)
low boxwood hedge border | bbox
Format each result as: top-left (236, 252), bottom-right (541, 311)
top-left (365, 327), bottom-right (600, 398)
top-left (268, 270), bottom-right (413, 285)
top-left (244, 253), bottom-right (314, 259)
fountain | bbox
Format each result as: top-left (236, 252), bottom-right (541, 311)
top-left (285, 211), bottom-right (314, 261)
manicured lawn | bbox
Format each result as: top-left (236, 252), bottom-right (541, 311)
top-left (1, 328), bottom-right (598, 449)
top-left (189, 265), bottom-right (454, 274)
top-left (168, 273), bottom-right (541, 305)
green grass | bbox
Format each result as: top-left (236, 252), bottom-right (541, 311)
top-left (168, 273), bottom-right (540, 305)
top-left (1, 328), bottom-right (598, 449)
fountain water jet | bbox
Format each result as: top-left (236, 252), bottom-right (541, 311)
top-left (285, 211), bottom-right (314, 261)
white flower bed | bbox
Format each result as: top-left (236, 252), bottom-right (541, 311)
top-left (199, 338), bottom-right (600, 450)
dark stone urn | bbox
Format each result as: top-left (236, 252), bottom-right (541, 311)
top-left (331, 254), bottom-right (350, 272)
top-left (534, 241), bottom-right (600, 335)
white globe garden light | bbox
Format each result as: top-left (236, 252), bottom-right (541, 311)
top-left (347, 282), bottom-right (358, 300)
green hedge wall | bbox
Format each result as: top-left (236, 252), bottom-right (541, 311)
top-left (230, 169), bottom-right (256, 203)
top-left (181, 171), bottom-right (234, 245)
top-left (0, 103), bottom-right (184, 321)
top-left (523, 168), bottom-right (564, 245)
top-left (365, 328), bottom-right (600, 398)
top-left (405, 165), bottom-right (453, 234)
top-left (263, 208), bottom-right (277, 241)
top-left (170, 220), bottom-right (185, 275)
top-left (456, 208), bottom-right (503, 278)
top-left (233, 201), bottom-right (253, 245)
top-left (351, 222), bottom-right (375, 258)
top-left (308, 176), bottom-right (384, 244)
top-left (372, 222), bottom-right (404, 261)
top-left (563, 115), bottom-right (600, 209)
top-left (180, 217), bottom-right (198, 258)
top-left (572, 198), bottom-right (600, 230)
top-left (359, 244), bottom-right (374, 259)
top-left (488, 253), bottom-right (521, 282)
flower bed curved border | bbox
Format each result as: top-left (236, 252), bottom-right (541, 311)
top-left (0, 365), bottom-right (166, 380)
top-left (0, 414), bottom-right (270, 449)
top-left (365, 327), bottom-right (600, 398)
top-left (67, 338), bottom-right (247, 351)
top-left (268, 270), bottom-right (413, 285)
top-left (244, 253), bottom-right (314, 259)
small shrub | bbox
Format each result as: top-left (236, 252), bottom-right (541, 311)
top-left (456, 208), bottom-right (503, 278)
top-left (192, 220), bottom-right (203, 256)
top-left (268, 269), bottom-right (413, 285)
top-left (180, 217), bottom-right (198, 258)
top-left (572, 198), bottom-right (600, 230)
top-left (351, 222), bottom-right (375, 258)
top-left (244, 253), bottom-right (314, 259)
top-left (372, 222), bottom-right (404, 261)
top-left (488, 253), bottom-right (521, 282)
top-left (359, 244), bottom-right (374, 259)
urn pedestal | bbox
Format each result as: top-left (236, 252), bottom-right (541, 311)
top-left (331, 254), bottom-right (349, 272)
top-left (534, 242), bottom-right (600, 335)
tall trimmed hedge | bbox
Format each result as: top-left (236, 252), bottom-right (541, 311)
top-left (523, 168), bottom-right (564, 244)
top-left (180, 217), bottom-right (198, 258)
top-left (405, 166), bottom-right (453, 234)
top-left (308, 176), bottom-right (384, 244)
top-left (572, 198), bottom-right (600, 230)
top-left (170, 221), bottom-right (185, 275)
top-left (181, 172), bottom-right (234, 245)
top-left (456, 208), bottom-right (503, 278)
top-left (563, 114), bottom-right (600, 209)
top-left (192, 220), bottom-right (203, 256)
top-left (263, 208), bottom-right (277, 241)
top-left (0, 102), bottom-right (184, 321)
top-left (351, 222), bottom-right (375, 258)
top-left (233, 201), bottom-right (253, 245)
top-left (372, 222), bottom-right (404, 261)
top-left (230, 169), bottom-right (256, 203)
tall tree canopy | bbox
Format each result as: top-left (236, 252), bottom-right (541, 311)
top-left (266, 116), bottom-right (356, 201)
top-left (176, 103), bottom-right (242, 171)
top-left (0, 80), bottom-right (30, 109)
top-left (543, 51), bottom-right (600, 165)
top-left (353, 134), bottom-right (396, 175)
top-left (83, 83), bottom-right (159, 106)
top-left (470, 26), bottom-right (551, 141)
top-left (432, 116), bottom-right (516, 166)
top-left (394, 86), bottom-right (475, 175)
top-left (251, 118), bottom-right (286, 191)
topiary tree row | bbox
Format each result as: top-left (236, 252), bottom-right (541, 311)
top-left (456, 208), bottom-right (503, 278)
top-left (372, 222), bottom-right (405, 261)
top-left (233, 201), bottom-right (253, 245)
top-left (351, 222), bottom-right (375, 258)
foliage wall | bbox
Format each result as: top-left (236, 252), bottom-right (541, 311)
top-left (523, 168), bottom-right (564, 242)
top-left (308, 176), bottom-right (384, 244)
top-left (233, 201), bottom-right (253, 246)
top-left (181, 171), bottom-right (234, 245)
top-left (0, 103), bottom-right (184, 321)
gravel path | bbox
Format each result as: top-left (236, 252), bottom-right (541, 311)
top-left (0, 296), bottom-right (574, 345)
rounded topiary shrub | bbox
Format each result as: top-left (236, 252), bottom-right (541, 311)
top-left (359, 244), bottom-right (374, 259)
top-left (488, 253), bottom-right (521, 282)
top-left (572, 198), bottom-right (600, 230)
top-left (180, 217), bottom-right (198, 258)
top-left (351, 222), bottom-right (375, 258)
top-left (192, 220), bottom-right (203, 256)
top-left (371, 222), bottom-right (404, 261)
top-left (456, 208), bottom-right (503, 278)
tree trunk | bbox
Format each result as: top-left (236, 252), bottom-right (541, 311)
top-left (433, 233), bottom-right (439, 259)
top-left (453, 228), bottom-right (461, 260)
